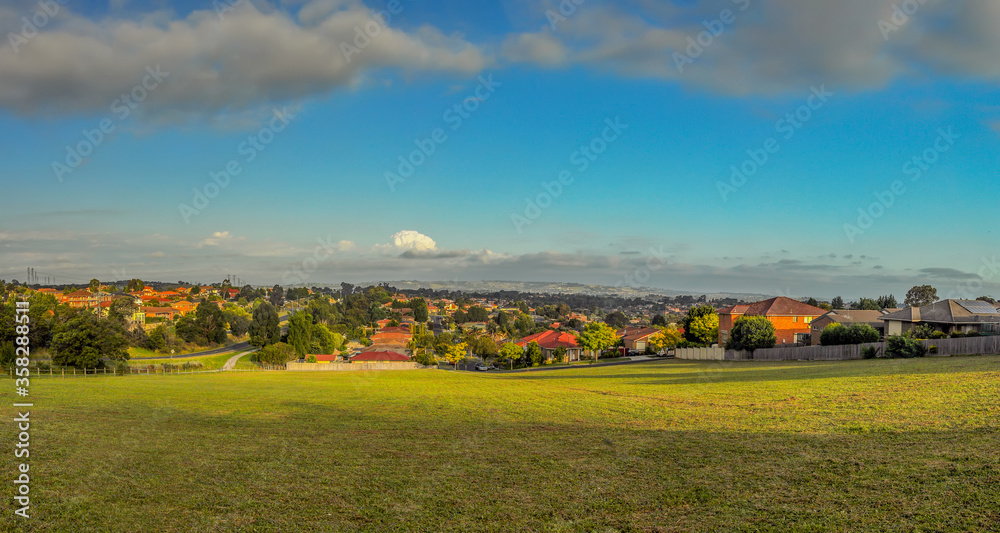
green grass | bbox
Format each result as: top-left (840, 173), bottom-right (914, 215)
top-left (2, 356), bottom-right (999, 531)
top-left (126, 351), bottom-right (241, 371)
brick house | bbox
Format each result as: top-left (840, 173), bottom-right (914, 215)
top-left (516, 330), bottom-right (581, 362)
top-left (617, 326), bottom-right (661, 352)
top-left (718, 297), bottom-right (827, 346)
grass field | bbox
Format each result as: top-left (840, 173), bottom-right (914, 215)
top-left (2, 356), bottom-right (999, 531)
top-left (125, 351), bottom-right (245, 371)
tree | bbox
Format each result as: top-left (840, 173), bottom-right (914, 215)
top-left (905, 285), bottom-right (939, 308)
top-left (651, 314), bottom-right (668, 327)
top-left (805, 297), bottom-right (820, 307)
top-left (604, 311), bottom-right (628, 329)
top-left (311, 324), bottom-right (344, 355)
top-left (269, 285), bottom-right (285, 308)
top-left (89, 278), bottom-right (101, 293)
top-left (499, 342), bottom-right (523, 370)
top-left (126, 279), bottom-right (145, 292)
top-left (255, 342), bottom-right (296, 365)
top-left (107, 296), bottom-right (138, 325)
top-left (249, 302), bottom-right (281, 348)
top-left (287, 312), bottom-right (314, 358)
top-left (831, 296), bottom-right (845, 309)
top-left (885, 335), bottom-right (927, 359)
top-left (51, 313), bottom-right (129, 368)
top-left (552, 346), bottom-right (567, 363)
top-left (852, 298), bottom-right (881, 311)
top-left (577, 322), bottom-right (617, 362)
top-left (976, 296), bottom-right (997, 305)
top-left (194, 301), bottom-right (228, 345)
top-left (526, 341), bottom-right (544, 366)
top-left (820, 323), bottom-right (880, 346)
top-left (445, 342), bottom-right (468, 369)
top-left (472, 336), bottom-right (499, 360)
top-left (190, 285), bottom-right (201, 296)
top-left (410, 298), bottom-right (429, 322)
top-left (650, 325), bottom-right (682, 353)
top-left (877, 295), bottom-right (898, 309)
top-left (227, 313), bottom-right (250, 337)
top-left (683, 305), bottom-right (719, 346)
top-left (726, 316), bottom-right (776, 355)
top-left (467, 306), bottom-right (489, 322)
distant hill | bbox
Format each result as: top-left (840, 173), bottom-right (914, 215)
top-left (356, 280), bottom-right (773, 302)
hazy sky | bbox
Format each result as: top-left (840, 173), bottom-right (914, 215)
top-left (1, 0), bottom-right (999, 299)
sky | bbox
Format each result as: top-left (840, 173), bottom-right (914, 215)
top-left (1, 0), bottom-right (1000, 300)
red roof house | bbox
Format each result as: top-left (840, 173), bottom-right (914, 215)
top-left (718, 297), bottom-right (827, 346)
top-left (516, 330), bottom-right (582, 362)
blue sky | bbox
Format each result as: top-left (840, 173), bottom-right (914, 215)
top-left (2, 0), bottom-right (1000, 299)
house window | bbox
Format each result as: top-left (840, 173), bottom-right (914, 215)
top-left (793, 317), bottom-right (798, 323)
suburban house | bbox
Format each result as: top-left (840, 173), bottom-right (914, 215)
top-left (170, 300), bottom-right (198, 316)
top-left (371, 326), bottom-right (412, 346)
top-left (62, 290), bottom-right (112, 309)
top-left (718, 297), bottom-right (827, 346)
top-left (143, 307), bottom-right (179, 320)
top-left (810, 309), bottom-right (898, 344)
top-left (312, 354), bottom-right (341, 363)
top-left (350, 351), bottom-right (412, 363)
top-left (516, 330), bottom-right (582, 362)
top-left (878, 299), bottom-right (1000, 336)
top-left (618, 326), bottom-right (661, 352)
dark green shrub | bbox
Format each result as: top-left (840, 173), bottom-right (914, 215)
top-left (965, 331), bottom-right (981, 338)
top-left (861, 345), bottom-right (881, 359)
top-left (950, 331), bottom-right (965, 338)
top-left (885, 335), bottom-right (927, 359)
top-left (929, 345), bottom-right (938, 354)
top-left (931, 331), bottom-right (948, 340)
top-left (822, 323), bottom-right (880, 345)
top-left (413, 351), bottom-right (436, 366)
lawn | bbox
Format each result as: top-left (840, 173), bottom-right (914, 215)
top-left (125, 351), bottom-right (245, 371)
top-left (2, 356), bottom-right (998, 531)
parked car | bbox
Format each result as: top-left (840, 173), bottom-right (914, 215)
top-left (475, 363), bottom-right (489, 371)
top-left (487, 364), bottom-right (498, 371)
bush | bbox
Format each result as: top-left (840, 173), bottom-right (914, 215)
top-left (726, 315), bottom-right (777, 354)
top-left (821, 323), bottom-right (880, 346)
top-left (306, 355), bottom-right (317, 363)
top-left (861, 345), bottom-right (881, 359)
top-left (931, 331), bottom-right (948, 340)
top-left (885, 335), bottom-right (927, 359)
top-left (256, 342), bottom-right (296, 365)
top-left (950, 331), bottom-right (965, 338)
top-left (413, 351), bottom-right (436, 366)
top-left (929, 345), bottom-right (938, 354)
top-left (965, 331), bottom-right (981, 338)
top-left (905, 323), bottom-right (937, 340)
top-left (181, 362), bottom-right (204, 371)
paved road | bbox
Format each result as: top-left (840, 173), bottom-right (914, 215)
top-left (131, 313), bottom-right (289, 361)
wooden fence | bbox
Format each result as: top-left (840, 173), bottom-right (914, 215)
top-left (676, 335), bottom-right (1000, 362)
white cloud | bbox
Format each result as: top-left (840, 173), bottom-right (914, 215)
top-left (198, 231), bottom-right (233, 247)
top-left (385, 230), bottom-right (437, 252)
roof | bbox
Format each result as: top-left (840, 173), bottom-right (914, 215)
top-left (814, 309), bottom-right (891, 326)
top-left (618, 326), bottom-right (661, 343)
top-left (378, 326), bottom-right (412, 334)
top-left (351, 351), bottom-right (411, 362)
top-left (64, 290), bottom-right (94, 298)
top-left (880, 299), bottom-right (1000, 325)
top-left (517, 330), bottom-right (579, 350)
top-left (312, 354), bottom-right (340, 361)
top-left (742, 297), bottom-right (827, 317)
top-left (717, 304), bottom-right (751, 315)
top-left (143, 307), bottom-right (177, 314)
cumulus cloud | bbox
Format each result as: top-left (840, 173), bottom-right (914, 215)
top-left (385, 230), bottom-right (437, 252)
top-left (0, 0), bottom-right (487, 120)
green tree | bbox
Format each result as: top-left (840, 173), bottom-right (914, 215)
top-left (877, 295), bottom-right (898, 309)
top-left (255, 342), bottom-right (296, 365)
top-left (651, 314), bottom-right (668, 327)
top-left (269, 285), bottom-right (285, 308)
top-left (552, 346), bottom-right (567, 363)
top-left (51, 313), bottom-right (129, 368)
top-left (726, 315), bottom-right (776, 355)
top-left (499, 342), bottom-right (523, 370)
top-left (805, 297), bottom-right (820, 307)
top-left (249, 302), bottom-right (281, 348)
top-left (683, 305), bottom-right (719, 346)
top-left (577, 322), bottom-right (618, 362)
top-left (410, 297), bottom-right (429, 322)
top-left (287, 311), bottom-right (314, 358)
top-left (194, 301), bottom-right (228, 345)
top-left (89, 278), bottom-right (101, 293)
top-left (126, 279), bottom-right (145, 292)
top-left (852, 298), bottom-right (881, 310)
top-left (831, 296), bottom-right (845, 309)
top-left (311, 324), bottom-right (344, 355)
top-left (905, 285), bottom-right (939, 308)
top-left (603, 311), bottom-right (628, 329)
top-left (526, 341), bottom-right (544, 366)
top-left (107, 296), bottom-right (138, 325)
top-left (467, 306), bottom-right (489, 322)
top-left (885, 335), bottom-right (927, 358)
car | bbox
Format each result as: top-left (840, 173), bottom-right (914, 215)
top-left (487, 364), bottom-right (498, 371)
top-left (475, 363), bottom-right (489, 371)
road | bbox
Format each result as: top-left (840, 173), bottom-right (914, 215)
top-left (221, 350), bottom-right (255, 371)
top-left (131, 314), bottom-right (288, 361)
